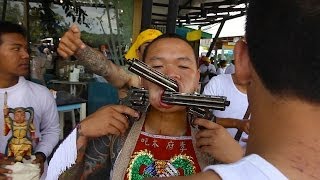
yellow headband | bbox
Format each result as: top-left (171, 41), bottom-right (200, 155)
top-left (125, 29), bottom-right (162, 60)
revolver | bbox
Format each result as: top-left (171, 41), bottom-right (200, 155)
top-left (161, 92), bottom-right (230, 127)
top-left (122, 59), bottom-right (230, 126)
top-left (126, 59), bottom-right (179, 92)
top-left (119, 87), bottom-right (149, 122)
top-left (120, 88), bottom-right (230, 126)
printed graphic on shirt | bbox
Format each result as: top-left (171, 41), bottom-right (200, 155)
top-left (3, 92), bottom-right (37, 161)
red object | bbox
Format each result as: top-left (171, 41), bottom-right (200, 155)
top-left (125, 125), bottom-right (201, 179)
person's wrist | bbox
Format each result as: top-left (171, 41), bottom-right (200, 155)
top-left (35, 152), bottom-right (46, 162)
top-left (76, 122), bottom-right (89, 142)
top-left (235, 120), bottom-right (241, 130)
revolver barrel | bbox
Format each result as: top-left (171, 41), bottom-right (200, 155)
top-left (126, 59), bottom-right (179, 92)
top-left (162, 92), bottom-right (230, 111)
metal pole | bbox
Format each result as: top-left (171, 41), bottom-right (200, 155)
top-left (166, 0), bottom-right (179, 33)
top-left (206, 20), bottom-right (225, 57)
top-left (141, 0), bottom-right (153, 30)
top-left (1, 0), bottom-right (7, 21)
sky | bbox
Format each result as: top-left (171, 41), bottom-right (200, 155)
top-left (187, 15), bottom-right (246, 38)
top-left (205, 16), bottom-right (246, 37)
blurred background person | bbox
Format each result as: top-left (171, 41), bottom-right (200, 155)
top-left (216, 60), bottom-right (227, 75)
top-left (225, 59), bottom-right (235, 74)
top-left (199, 56), bottom-right (216, 93)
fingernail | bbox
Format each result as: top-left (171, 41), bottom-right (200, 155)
top-left (8, 170), bottom-right (12, 174)
top-left (80, 44), bottom-right (86, 49)
top-left (134, 112), bottom-right (140, 118)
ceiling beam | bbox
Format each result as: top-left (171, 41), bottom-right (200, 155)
top-left (203, 0), bottom-right (248, 7)
top-left (186, 7), bottom-right (246, 16)
top-left (152, 11), bottom-right (245, 26)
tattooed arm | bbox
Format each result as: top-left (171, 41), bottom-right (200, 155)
top-left (82, 136), bottom-right (114, 179)
top-left (76, 46), bottom-right (141, 92)
top-left (57, 24), bottom-right (141, 97)
top-left (59, 105), bottom-right (137, 179)
top-left (58, 135), bottom-right (114, 180)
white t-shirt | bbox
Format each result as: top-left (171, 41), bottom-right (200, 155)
top-left (0, 77), bottom-right (60, 158)
top-left (216, 67), bottom-right (227, 75)
top-left (199, 64), bottom-right (216, 84)
top-left (204, 154), bottom-right (288, 180)
top-left (203, 74), bottom-right (248, 147)
top-left (225, 64), bottom-right (235, 74)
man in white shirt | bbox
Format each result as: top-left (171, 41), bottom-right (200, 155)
top-left (224, 60), bottom-right (235, 74)
top-left (0, 21), bottom-right (60, 180)
top-left (162, 0), bottom-right (320, 179)
top-left (203, 40), bottom-right (249, 148)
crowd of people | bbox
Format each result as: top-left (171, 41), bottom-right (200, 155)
top-left (1, 0), bottom-right (320, 179)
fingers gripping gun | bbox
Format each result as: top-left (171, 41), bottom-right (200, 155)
top-left (161, 92), bottom-right (230, 127)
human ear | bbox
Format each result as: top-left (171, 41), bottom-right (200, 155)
top-left (136, 49), bottom-right (141, 60)
top-left (234, 39), bottom-right (252, 85)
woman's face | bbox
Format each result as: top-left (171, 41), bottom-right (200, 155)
top-left (143, 38), bottom-right (200, 113)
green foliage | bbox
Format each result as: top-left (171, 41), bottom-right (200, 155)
top-left (0, 2), bottom-right (23, 23)
top-left (81, 31), bottom-right (111, 48)
top-left (61, 0), bottom-right (89, 27)
top-left (117, 0), bottom-right (133, 47)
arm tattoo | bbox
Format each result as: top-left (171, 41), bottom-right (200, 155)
top-left (83, 136), bottom-right (113, 179)
top-left (59, 163), bottom-right (84, 180)
top-left (76, 124), bottom-right (87, 162)
top-left (75, 46), bottom-right (133, 89)
top-left (75, 46), bottom-right (113, 77)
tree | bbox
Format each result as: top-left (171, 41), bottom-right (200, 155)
top-left (0, 2), bottom-right (23, 23)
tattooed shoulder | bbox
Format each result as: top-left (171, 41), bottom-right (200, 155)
top-left (82, 135), bottom-right (113, 179)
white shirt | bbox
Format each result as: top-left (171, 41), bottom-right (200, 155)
top-left (216, 67), bottom-right (227, 75)
top-left (225, 64), bottom-right (235, 74)
top-left (199, 63), bottom-right (216, 84)
top-left (0, 77), bottom-right (60, 157)
top-left (204, 154), bottom-right (288, 180)
top-left (203, 74), bottom-right (248, 147)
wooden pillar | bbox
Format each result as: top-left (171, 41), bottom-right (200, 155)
top-left (132, 0), bottom-right (142, 42)
top-left (166, 0), bottom-right (179, 33)
top-left (141, 0), bottom-right (153, 30)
